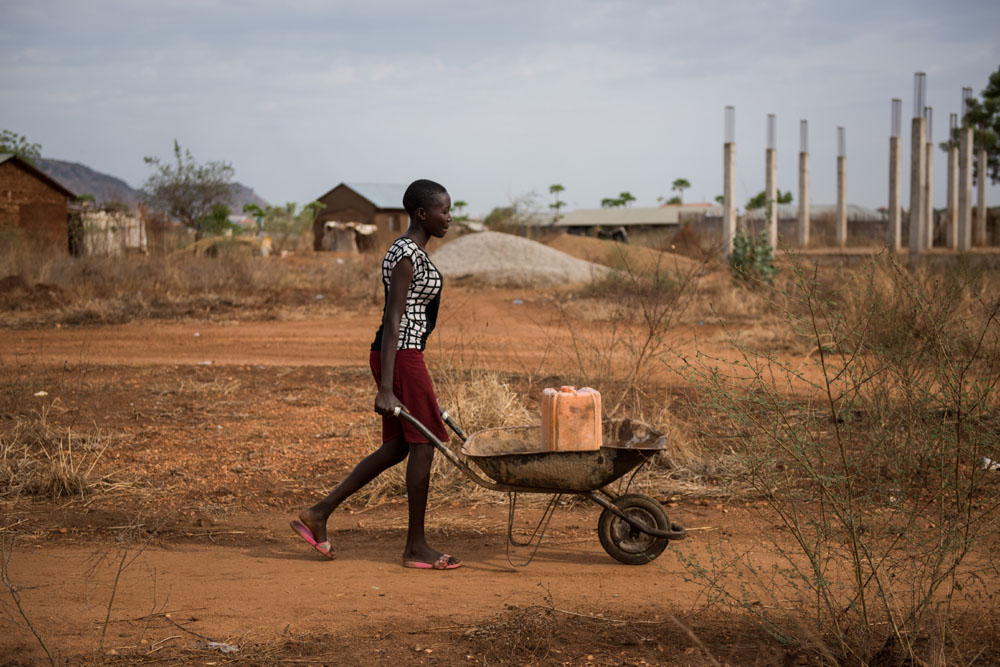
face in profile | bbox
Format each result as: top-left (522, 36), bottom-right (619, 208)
top-left (420, 193), bottom-right (452, 238)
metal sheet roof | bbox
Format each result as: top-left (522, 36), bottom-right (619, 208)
top-left (554, 206), bottom-right (681, 227)
top-left (343, 182), bottom-right (408, 210)
top-left (742, 203), bottom-right (886, 222)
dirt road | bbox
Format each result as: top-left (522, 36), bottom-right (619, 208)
top-left (2, 289), bottom-right (785, 665)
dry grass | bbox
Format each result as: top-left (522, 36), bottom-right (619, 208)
top-left (347, 369), bottom-right (534, 507)
top-left (0, 409), bottom-right (139, 502)
top-left (0, 239), bottom-right (381, 326)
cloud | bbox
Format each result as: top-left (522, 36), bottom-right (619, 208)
top-left (1, 0), bottom-right (998, 211)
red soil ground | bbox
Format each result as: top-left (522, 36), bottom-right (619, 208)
top-left (0, 287), bottom-right (874, 665)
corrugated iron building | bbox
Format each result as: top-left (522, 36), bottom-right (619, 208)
top-left (553, 204), bottom-right (722, 234)
top-left (0, 153), bottom-right (76, 251)
top-left (312, 182), bottom-right (408, 251)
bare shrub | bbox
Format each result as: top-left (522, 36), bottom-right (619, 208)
top-left (465, 607), bottom-right (556, 662)
top-left (564, 244), bottom-right (703, 414)
top-left (678, 253), bottom-right (1000, 664)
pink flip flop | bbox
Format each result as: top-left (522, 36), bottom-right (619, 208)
top-left (289, 520), bottom-right (335, 560)
top-left (402, 554), bottom-right (462, 570)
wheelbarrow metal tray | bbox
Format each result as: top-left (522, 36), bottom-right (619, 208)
top-left (460, 419), bottom-right (666, 492)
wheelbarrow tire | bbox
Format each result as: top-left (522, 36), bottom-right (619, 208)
top-left (598, 494), bottom-right (670, 565)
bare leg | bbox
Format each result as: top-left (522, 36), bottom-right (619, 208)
top-left (298, 437), bottom-right (408, 542)
top-left (401, 443), bottom-right (459, 566)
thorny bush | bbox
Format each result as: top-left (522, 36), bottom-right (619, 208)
top-left (678, 254), bottom-right (1000, 665)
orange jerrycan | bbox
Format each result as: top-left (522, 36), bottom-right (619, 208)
top-left (541, 386), bottom-right (602, 452)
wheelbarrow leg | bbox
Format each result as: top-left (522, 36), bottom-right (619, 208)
top-left (505, 492), bottom-right (562, 568)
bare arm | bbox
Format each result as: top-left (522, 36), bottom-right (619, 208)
top-left (373, 256), bottom-right (413, 416)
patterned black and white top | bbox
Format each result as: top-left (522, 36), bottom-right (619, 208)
top-left (371, 237), bottom-right (443, 352)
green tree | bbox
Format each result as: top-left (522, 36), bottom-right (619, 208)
top-left (746, 189), bottom-right (793, 210)
top-left (142, 140), bottom-right (235, 240)
top-left (257, 201), bottom-right (323, 253)
top-left (939, 66), bottom-right (1000, 184)
top-left (602, 191), bottom-right (636, 208)
top-left (450, 199), bottom-right (472, 222)
top-left (965, 66), bottom-right (1000, 184)
top-left (197, 203), bottom-right (235, 236)
top-left (714, 194), bottom-right (725, 204)
top-left (665, 195), bottom-right (682, 205)
top-left (0, 130), bottom-right (42, 164)
top-left (671, 177), bottom-right (691, 203)
top-left (548, 183), bottom-right (566, 221)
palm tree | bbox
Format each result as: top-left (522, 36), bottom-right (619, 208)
top-left (548, 184), bottom-right (566, 221)
top-left (671, 178), bottom-right (691, 203)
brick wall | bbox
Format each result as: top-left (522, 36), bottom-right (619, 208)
top-left (0, 161), bottom-right (69, 251)
top-left (313, 185), bottom-right (407, 251)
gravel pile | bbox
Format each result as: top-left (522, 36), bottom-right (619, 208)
top-left (432, 231), bottom-right (610, 286)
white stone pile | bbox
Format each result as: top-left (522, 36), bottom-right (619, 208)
top-left (431, 231), bottom-right (610, 287)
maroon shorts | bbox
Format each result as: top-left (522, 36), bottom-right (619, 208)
top-left (369, 349), bottom-right (449, 444)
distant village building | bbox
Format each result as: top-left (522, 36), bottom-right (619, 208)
top-left (553, 203), bottom-right (720, 235)
top-left (0, 153), bottom-right (76, 252)
top-left (738, 203), bottom-right (886, 224)
top-left (77, 209), bottom-right (148, 256)
top-left (312, 183), bottom-right (408, 251)
top-left (321, 221), bottom-right (377, 253)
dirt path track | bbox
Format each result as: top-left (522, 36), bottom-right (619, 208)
top-left (1, 289), bottom-right (782, 664)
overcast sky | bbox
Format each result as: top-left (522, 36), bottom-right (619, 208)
top-left (3, 0), bottom-right (999, 215)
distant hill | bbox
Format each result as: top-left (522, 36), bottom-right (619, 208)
top-left (35, 157), bottom-right (269, 213)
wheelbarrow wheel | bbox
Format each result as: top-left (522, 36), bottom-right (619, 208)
top-left (598, 494), bottom-right (670, 565)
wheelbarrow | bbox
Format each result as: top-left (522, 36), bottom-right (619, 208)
top-left (394, 407), bottom-right (686, 566)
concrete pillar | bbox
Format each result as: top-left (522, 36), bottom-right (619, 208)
top-left (976, 147), bottom-right (988, 246)
top-left (723, 106), bottom-right (736, 257)
top-left (957, 127), bottom-right (973, 251)
top-left (798, 119), bottom-right (809, 248)
top-left (765, 148), bottom-right (777, 248)
top-left (798, 151), bottom-right (809, 248)
top-left (765, 113), bottom-right (777, 248)
top-left (723, 142), bottom-right (736, 256)
top-left (946, 140), bottom-right (958, 249)
top-left (924, 141), bottom-right (934, 249)
top-left (888, 136), bottom-right (902, 251)
top-left (836, 156), bottom-right (847, 247)
top-left (908, 116), bottom-right (926, 255)
top-left (922, 107), bottom-right (934, 249)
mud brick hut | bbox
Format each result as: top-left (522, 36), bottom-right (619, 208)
top-left (312, 182), bottom-right (407, 251)
top-left (0, 153), bottom-right (76, 252)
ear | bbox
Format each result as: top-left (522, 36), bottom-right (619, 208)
top-left (415, 206), bottom-right (427, 220)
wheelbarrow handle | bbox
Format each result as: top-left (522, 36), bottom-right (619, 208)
top-left (392, 407), bottom-right (500, 491)
top-left (439, 410), bottom-right (468, 442)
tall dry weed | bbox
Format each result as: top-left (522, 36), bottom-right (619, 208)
top-left (347, 369), bottom-right (533, 507)
top-left (677, 253), bottom-right (1000, 664)
top-left (0, 242), bottom-right (381, 325)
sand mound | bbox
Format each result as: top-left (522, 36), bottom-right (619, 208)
top-left (431, 231), bottom-right (610, 286)
top-left (545, 233), bottom-right (699, 276)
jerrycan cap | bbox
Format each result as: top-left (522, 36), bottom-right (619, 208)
top-left (559, 386), bottom-right (576, 393)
